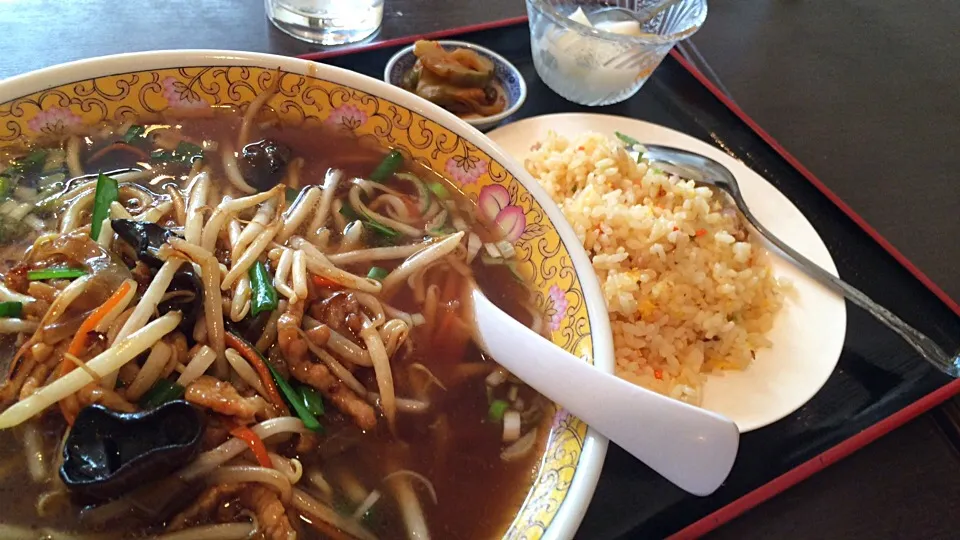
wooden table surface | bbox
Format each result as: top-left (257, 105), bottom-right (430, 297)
top-left (2, 0), bottom-right (958, 538)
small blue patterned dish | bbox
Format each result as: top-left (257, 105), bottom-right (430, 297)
top-left (384, 40), bottom-right (527, 132)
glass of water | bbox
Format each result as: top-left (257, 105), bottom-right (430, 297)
top-left (266, 0), bottom-right (384, 45)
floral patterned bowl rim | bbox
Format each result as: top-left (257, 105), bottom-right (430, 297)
top-left (383, 40), bottom-right (528, 131)
top-left (0, 50), bottom-right (613, 540)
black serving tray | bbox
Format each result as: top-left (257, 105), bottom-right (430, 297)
top-left (300, 19), bottom-right (960, 539)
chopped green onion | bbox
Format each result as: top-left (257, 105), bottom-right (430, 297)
top-left (0, 301), bottom-right (23, 318)
top-left (286, 187), bottom-right (299, 203)
top-left (298, 386), bottom-right (325, 418)
top-left (226, 329), bottom-right (321, 433)
top-left (369, 150), bottom-right (403, 183)
top-left (20, 149), bottom-right (48, 171)
top-left (366, 266), bottom-right (388, 282)
top-left (339, 204), bottom-right (360, 221)
top-left (90, 173), bottom-right (119, 240)
top-left (488, 399), bottom-right (509, 422)
top-left (614, 131), bottom-right (644, 162)
top-left (264, 360), bottom-right (322, 432)
top-left (36, 188), bottom-right (64, 211)
top-left (427, 181), bottom-right (450, 200)
top-left (37, 172), bottom-right (66, 189)
top-left (176, 141), bottom-right (204, 162)
top-left (0, 150), bottom-right (46, 199)
top-left (4, 149), bottom-right (48, 176)
top-left (249, 261), bottom-right (279, 317)
top-left (139, 379), bottom-right (185, 409)
top-left (224, 326), bottom-right (321, 432)
top-left (340, 204), bottom-right (398, 241)
top-left (364, 220), bottom-right (398, 239)
top-left (614, 131), bottom-right (642, 147)
top-left (122, 125), bottom-right (146, 144)
top-left (28, 268), bottom-right (86, 281)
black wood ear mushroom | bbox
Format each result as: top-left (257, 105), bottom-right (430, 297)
top-left (60, 400), bottom-right (204, 500)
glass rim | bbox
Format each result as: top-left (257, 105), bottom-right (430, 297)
top-left (525, 0), bottom-right (706, 46)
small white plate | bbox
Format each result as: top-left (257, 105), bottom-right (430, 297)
top-left (384, 41), bottom-right (527, 132)
top-left (488, 113), bottom-right (847, 432)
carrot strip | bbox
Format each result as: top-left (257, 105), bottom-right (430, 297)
top-left (57, 280), bottom-right (135, 425)
top-left (402, 196), bottom-right (420, 217)
top-left (230, 425), bottom-right (273, 468)
top-left (224, 331), bottom-right (290, 415)
top-left (311, 275), bottom-right (340, 290)
top-left (434, 307), bottom-right (471, 363)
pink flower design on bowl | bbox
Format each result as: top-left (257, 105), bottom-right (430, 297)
top-left (547, 284), bottom-right (569, 331)
top-left (551, 408), bottom-right (571, 430)
top-left (478, 184), bottom-right (526, 243)
top-left (445, 155), bottom-right (488, 186)
top-left (161, 77), bottom-right (209, 109)
top-left (325, 104), bottom-right (368, 131)
top-left (27, 107), bottom-right (82, 135)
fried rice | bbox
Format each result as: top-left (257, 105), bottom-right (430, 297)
top-left (525, 131), bottom-right (785, 405)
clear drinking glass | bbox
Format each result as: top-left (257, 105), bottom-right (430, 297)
top-left (265, 0), bottom-right (384, 45)
top-left (526, 0), bottom-right (707, 106)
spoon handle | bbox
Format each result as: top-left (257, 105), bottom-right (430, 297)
top-left (737, 201), bottom-right (958, 376)
top-left (468, 288), bottom-right (739, 496)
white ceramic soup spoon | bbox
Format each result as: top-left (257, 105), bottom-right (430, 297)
top-left (465, 285), bottom-right (740, 496)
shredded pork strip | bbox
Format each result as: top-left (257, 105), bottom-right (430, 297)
top-left (185, 376), bottom-right (265, 423)
top-left (18, 363), bottom-right (52, 400)
top-left (239, 485), bottom-right (297, 540)
top-left (278, 301), bottom-right (376, 431)
top-left (76, 383), bottom-right (136, 413)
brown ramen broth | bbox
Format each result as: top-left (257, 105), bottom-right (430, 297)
top-left (0, 105), bottom-right (550, 539)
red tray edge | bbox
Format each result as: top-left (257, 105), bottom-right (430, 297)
top-left (294, 17), bottom-right (960, 538)
top-left (669, 378), bottom-right (960, 539)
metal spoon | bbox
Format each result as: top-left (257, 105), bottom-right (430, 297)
top-left (590, 1), bottom-right (685, 69)
top-left (466, 283), bottom-right (740, 496)
top-left (592, 0), bottom-right (684, 28)
top-left (641, 144), bottom-right (960, 377)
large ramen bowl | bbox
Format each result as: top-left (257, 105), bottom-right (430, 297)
top-left (0, 51), bottom-right (613, 539)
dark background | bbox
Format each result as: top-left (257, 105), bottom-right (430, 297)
top-left (2, 0), bottom-right (958, 538)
